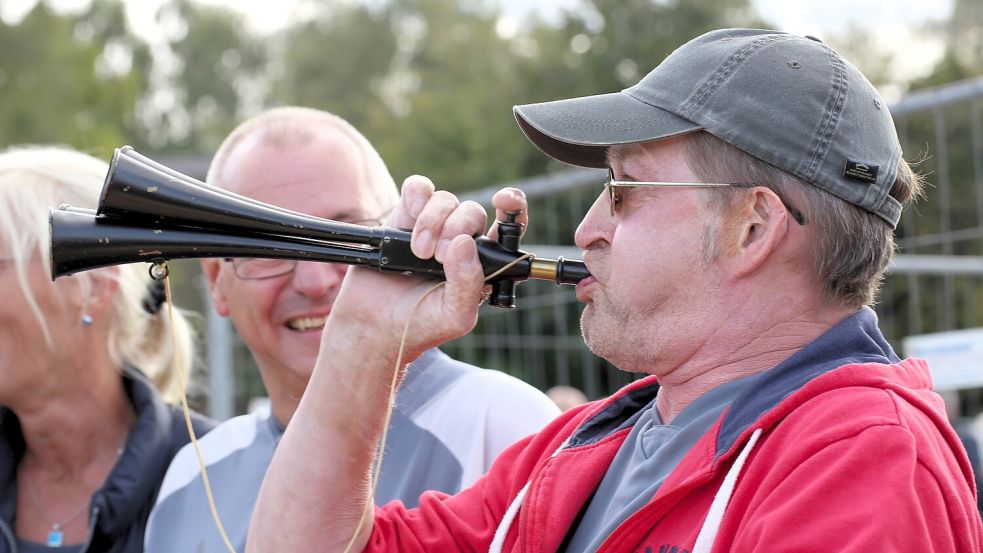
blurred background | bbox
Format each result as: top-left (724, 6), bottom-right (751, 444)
top-left (2, 0), bottom-right (982, 430)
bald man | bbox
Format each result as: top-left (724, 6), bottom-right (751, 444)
top-left (143, 107), bottom-right (560, 553)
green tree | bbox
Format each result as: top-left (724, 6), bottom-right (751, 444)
top-left (507, 0), bottom-right (767, 178)
top-left (0, 0), bottom-right (150, 158)
top-left (363, 0), bottom-right (534, 190)
top-left (140, 0), bottom-right (268, 152)
top-left (271, 2), bottom-right (396, 133)
top-left (271, 0), bottom-right (765, 194)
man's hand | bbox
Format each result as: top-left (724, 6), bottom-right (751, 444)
top-left (246, 179), bottom-right (529, 553)
top-left (326, 176), bottom-right (529, 365)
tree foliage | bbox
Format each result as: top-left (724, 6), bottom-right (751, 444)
top-left (0, 0), bottom-right (149, 159)
top-left (138, 0), bottom-right (267, 151)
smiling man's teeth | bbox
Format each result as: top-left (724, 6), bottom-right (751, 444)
top-left (287, 316), bottom-right (326, 331)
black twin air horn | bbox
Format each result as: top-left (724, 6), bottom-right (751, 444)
top-left (49, 146), bottom-right (589, 308)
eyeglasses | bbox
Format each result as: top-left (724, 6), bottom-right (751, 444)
top-left (226, 216), bottom-right (385, 280)
top-left (603, 168), bottom-right (806, 225)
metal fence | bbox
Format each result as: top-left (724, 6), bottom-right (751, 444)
top-left (881, 76), bottom-right (983, 417)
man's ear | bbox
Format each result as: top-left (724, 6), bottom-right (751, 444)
top-left (728, 188), bottom-right (792, 277)
top-left (200, 258), bottom-right (231, 316)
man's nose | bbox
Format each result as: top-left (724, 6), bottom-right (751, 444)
top-left (291, 261), bottom-right (348, 297)
top-left (574, 191), bottom-right (612, 251)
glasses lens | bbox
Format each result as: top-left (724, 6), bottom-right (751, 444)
top-left (605, 169), bottom-right (616, 216)
top-left (343, 217), bottom-right (384, 227)
top-left (233, 258), bottom-right (296, 280)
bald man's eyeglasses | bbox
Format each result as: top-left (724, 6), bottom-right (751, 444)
top-left (225, 216), bottom-right (385, 280)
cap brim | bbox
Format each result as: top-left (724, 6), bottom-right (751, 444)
top-left (513, 92), bottom-right (701, 168)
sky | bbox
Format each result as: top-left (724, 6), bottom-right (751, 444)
top-left (0, 0), bottom-right (956, 97)
top-left (752, 0), bottom-right (953, 83)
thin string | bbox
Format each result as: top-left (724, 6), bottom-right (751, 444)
top-left (163, 274), bottom-right (238, 553)
top-left (159, 250), bottom-right (533, 553)
top-left (343, 253), bottom-right (533, 553)
top-left (21, 474), bottom-right (90, 532)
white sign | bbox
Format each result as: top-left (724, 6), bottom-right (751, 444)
top-left (903, 327), bottom-right (983, 391)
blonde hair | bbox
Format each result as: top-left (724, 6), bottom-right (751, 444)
top-left (0, 145), bottom-right (195, 402)
top-left (207, 106), bottom-right (399, 211)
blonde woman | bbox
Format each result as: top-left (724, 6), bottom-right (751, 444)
top-left (0, 146), bottom-right (214, 553)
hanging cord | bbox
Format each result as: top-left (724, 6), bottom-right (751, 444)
top-left (157, 251), bottom-right (533, 553)
top-left (342, 253), bottom-right (533, 553)
top-left (158, 265), bottom-right (238, 553)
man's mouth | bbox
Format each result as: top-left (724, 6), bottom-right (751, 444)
top-left (286, 316), bottom-right (327, 331)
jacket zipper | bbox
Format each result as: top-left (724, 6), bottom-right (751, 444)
top-left (79, 505), bottom-right (100, 552)
top-left (0, 518), bottom-right (16, 553)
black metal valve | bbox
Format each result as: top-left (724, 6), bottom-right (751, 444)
top-left (488, 211), bottom-right (523, 308)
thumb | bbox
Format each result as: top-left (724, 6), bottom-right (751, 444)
top-left (438, 235), bottom-right (484, 332)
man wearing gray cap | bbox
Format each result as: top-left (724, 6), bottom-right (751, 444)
top-left (247, 29), bottom-right (983, 552)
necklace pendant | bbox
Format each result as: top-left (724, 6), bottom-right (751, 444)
top-left (47, 526), bottom-right (64, 547)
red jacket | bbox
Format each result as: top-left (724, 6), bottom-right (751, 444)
top-left (369, 311), bottom-right (982, 552)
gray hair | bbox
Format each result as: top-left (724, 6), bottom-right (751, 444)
top-left (0, 146), bottom-right (195, 402)
top-left (207, 106), bottom-right (398, 211)
top-left (683, 131), bottom-right (924, 308)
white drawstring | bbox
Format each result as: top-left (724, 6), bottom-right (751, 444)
top-left (488, 482), bottom-right (529, 553)
top-left (489, 428), bottom-right (762, 553)
top-left (692, 427), bottom-right (763, 553)
top-left (489, 437), bottom-right (570, 553)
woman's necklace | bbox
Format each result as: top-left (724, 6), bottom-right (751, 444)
top-left (20, 446), bottom-right (124, 547)
top-left (21, 474), bottom-right (90, 547)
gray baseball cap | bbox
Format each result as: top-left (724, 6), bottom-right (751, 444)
top-left (513, 28), bottom-right (904, 227)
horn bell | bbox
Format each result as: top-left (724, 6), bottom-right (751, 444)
top-left (101, 146), bottom-right (380, 245)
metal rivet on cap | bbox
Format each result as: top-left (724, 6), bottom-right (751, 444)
top-left (787, 60), bottom-right (801, 69)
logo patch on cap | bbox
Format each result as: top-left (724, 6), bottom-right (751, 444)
top-left (844, 160), bottom-right (879, 184)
